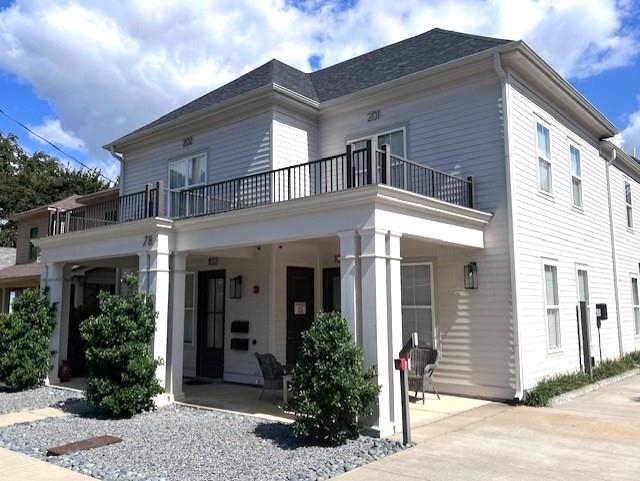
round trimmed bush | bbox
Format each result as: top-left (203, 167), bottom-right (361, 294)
top-left (0, 288), bottom-right (56, 390)
top-left (287, 311), bottom-right (380, 445)
top-left (80, 275), bottom-right (163, 416)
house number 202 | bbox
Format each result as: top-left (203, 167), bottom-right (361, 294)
top-left (367, 110), bottom-right (380, 122)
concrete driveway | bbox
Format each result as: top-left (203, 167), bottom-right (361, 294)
top-left (338, 374), bottom-right (640, 481)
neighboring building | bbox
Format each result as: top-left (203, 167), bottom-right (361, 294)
top-left (35, 28), bottom-right (639, 436)
top-left (0, 195), bottom-right (82, 313)
top-left (0, 188), bottom-right (120, 372)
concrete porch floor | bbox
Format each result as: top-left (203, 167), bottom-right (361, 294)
top-left (54, 377), bottom-right (493, 431)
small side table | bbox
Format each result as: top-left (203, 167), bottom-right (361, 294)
top-left (282, 373), bottom-right (293, 403)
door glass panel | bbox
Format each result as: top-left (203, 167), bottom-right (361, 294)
top-left (214, 314), bottom-right (224, 349)
top-left (215, 278), bottom-right (225, 310)
top-left (207, 313), bottom-right (215, 348)
top-left (577, 270), bottom-right (589, 303)
top-left (331, 273), bottom-right (341, 312)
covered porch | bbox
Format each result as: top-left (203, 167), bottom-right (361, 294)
top-left (37, 183), bottom-right (493, 437)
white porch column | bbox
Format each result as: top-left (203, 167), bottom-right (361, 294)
top-left (168, 252), bottom-right (186, 400)
top-left (387, 232), bottom-right (403, 431)
top-left (359, 228), bottom-right (393, 436)
top-left (339, 230), bottom-right (360, 345)
top-left (58, 265), bottom-right (73, 363)
top-left (138, 231), bottom-right (172, 403)
top-left (42, 262), bottom-right (64, 384)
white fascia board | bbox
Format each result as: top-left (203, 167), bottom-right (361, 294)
top-left (35, 218), bottom-right (174, 263)
top-left (502, 43), bottom-right (618, 138)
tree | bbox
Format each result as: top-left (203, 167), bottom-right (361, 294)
top-left (0, 132), bottom-right (110, 247)
top-left (287, 311), bottom-right (380, 445)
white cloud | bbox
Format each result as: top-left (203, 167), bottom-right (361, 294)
top-left (620, 101), bottom-right (640, 157)
top-left (27, 118), bottom-right (85, 152)
top-left (0, 0), bottom-right (637, 174)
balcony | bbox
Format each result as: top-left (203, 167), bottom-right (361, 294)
top-left (49, 142), bottom-right (475, 235)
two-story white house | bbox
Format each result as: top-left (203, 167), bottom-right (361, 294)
top-left (36, 28), bottom-right (640, 437)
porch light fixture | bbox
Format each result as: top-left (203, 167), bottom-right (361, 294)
top-left (464, 262), bottom-right (478, 289)
top-left (230, 275), bottom-right (242, 299)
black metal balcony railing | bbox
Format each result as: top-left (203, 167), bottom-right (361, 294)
top-left (49, 141), bottom-right (474, 235)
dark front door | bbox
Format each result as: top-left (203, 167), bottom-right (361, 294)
top-left (323, 268), bottom-right (341, 312)
top-left (198, 270), bottom-right (225, 378)
top-left (287, 267), bottom-right (315, 366)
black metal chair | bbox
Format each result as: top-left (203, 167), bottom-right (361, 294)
top-left (254, 353), bottom-right (285, 400)
top-left (407, 346), bottom-right (440, 404)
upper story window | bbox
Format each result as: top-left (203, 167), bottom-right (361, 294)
top-left (543, 263), bottom-right (561, 350)
top-left (625, 180), bottom-right (633, 229)
top-left (168, 153), bottom-right (207, 216)
top-left (537, 122), bottom-right (552, 194)
top-left (29, 227), bottom-right (38, 261)
top-left (632, 277), bottom-right (640, 336)
top-left (169, 153), bottom-right (206, 190)
top-left (349, 128), bottom-right (406, 188)
top-left (569, 145), bottom-right (582, 208)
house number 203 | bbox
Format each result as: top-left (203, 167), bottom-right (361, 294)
top-left (367, 110), bottom-right (380, 122)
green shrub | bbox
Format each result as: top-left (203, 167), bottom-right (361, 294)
top-left (80, 275), bottom-right (163, 416)
top-left (524, 351), bottom-right (640, 407)
top-left (0, 289), bottom-right (56, 390)
top-left (287, 311), bottom-right (380, 445)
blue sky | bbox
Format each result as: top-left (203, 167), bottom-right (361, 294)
top-left (0, 0), bottom-right (639, 181)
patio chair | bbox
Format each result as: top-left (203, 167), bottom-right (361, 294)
top-left (407, 346), bottom-right (441, 404)
top-left (254, 353), bottom-right (284, 400)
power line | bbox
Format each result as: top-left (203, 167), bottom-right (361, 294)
top-left (0, 107), bottom-right (115, 184)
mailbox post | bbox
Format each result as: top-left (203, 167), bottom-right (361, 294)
top-left (395, 332), bottom-right (417, 446)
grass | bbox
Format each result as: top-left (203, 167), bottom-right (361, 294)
top-left (524, 351), bottom-right (640, 407)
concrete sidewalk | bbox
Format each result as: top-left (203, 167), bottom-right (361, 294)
top-left (338, 375), bottom-right (640, 481)
top-left (0, 448), bottom-right (94, 481)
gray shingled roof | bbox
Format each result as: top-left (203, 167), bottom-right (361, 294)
top-left (118, 28), bottom-right (512, 142)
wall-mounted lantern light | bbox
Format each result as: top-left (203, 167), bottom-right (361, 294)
top-left (464, 262), bottom-right (478, 289)
top-left (230, 275), bottom-right (243, 299)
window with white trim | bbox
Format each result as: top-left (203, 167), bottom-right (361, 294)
top-left (632, 277), bottom-right (640, 336)
top-left (401, 263), bottom-right (435, 347)
top-left (184, 272), bottom-right (195, 344)
top-left (625, 180), bottom-right (633, 229)
top-left (537, 122), bottom-right (552, 193)
top-left (543, 263), bottom-right (561, 349)
top-left (569, 145), bottom-right (582, 208)
top-left (168, 153), bottom-right (207, 216)
top-left (349, 128), bottom-right (406, 187)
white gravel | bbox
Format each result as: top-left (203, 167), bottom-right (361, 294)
top-left (0, 402), bottom-right (408, 481)
top-left (0, 386), bottom-right (83, 414)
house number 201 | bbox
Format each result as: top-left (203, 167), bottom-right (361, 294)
top-left (367, 110), bottom-right (380, 122)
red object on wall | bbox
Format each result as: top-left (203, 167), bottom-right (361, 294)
top-left (253, 285), bottom-right (260, 294)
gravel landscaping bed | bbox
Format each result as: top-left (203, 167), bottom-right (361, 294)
top-left (0, 402), bottom-right (409, 481)
top-left (0, 386), bottom-right (83, 414)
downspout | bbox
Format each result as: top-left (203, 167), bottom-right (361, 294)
top-left (109, 147), bottom-right (124, 195)
top-left (494, 52), bottom-right (525, 400)
top-left (604, 146), bottom-right (624, 356)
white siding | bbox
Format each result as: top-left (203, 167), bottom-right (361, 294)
top-left (609, 164), bottom-right (640, 353)
top-left (123, 110), bottom-right (272, 195)
top-left (272, 107), bottom-right (318, 170)
top-left (320, 72), bottom-right (515, 399)
top-left (508, 75), bottom-right (618, 389)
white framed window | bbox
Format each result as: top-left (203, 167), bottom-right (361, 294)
top-left (632, 277), bottom-right (640, 336)
top-left (401, 262), bottom-right (435, 347)
top-left (536, 121), bottom-right (552, 194)
top-left (168, 153), bottom-right (207, 216)
top-left (184, 272), bottom-right (196, 344)
top-left (625, 180), bottom-right (633, 229)
top-left (569, 144), bottom-right (582, 208)
top-left (349, 127), bottom-right (406, 187)
top-left (543, 262), bottom-right (561, 350)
